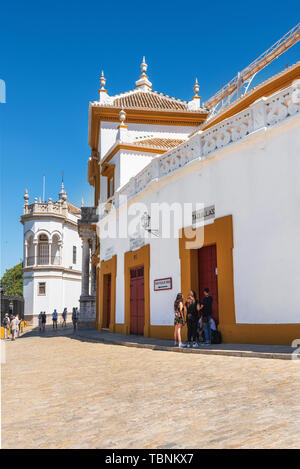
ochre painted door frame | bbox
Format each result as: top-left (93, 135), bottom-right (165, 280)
top-left (99, 255), bottom-right (117, 333)
top-left (179, 215), bottom-right (300, 345)
top-left (124, 244), bottom-right (150, 337)
top-left (179, 215), bottom-right (236, 329)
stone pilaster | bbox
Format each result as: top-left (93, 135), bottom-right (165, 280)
top-left (90, 236), bottom-right (97, 296)
top-left (78, 220), bottom-right (97, 329)
top-left (81, 237), bottom-right (90, 296)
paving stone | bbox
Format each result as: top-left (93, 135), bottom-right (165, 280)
top-left (2, 329), bottom-right (300, 448)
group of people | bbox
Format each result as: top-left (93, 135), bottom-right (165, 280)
top-left (38, 307), bottom-right (79, 332)
top-left (2, 313), bottom-right (23, 341)
top-left (174, 288), bottom-right (221, 348)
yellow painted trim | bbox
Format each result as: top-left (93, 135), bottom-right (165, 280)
top-left (136, 82), bottom-right (152, 89)
top-left (102, 143), bottom-right (166, 165)
top-left (124, 244), bottom-right (150, 337)
top-left (220, 323), bottom-right (300, 346)
top-left (150, 325), bottom-right (175, 340)
top-left (201, 63), bottom-right (300, 132)
top-left (101, 163), bottom-right (115, 177)
top-left (99, 255), bottom-right (117, 332)
top-left (89, 108), bottom-right (208, 150)
top-left (179, 215), bottom-right (236, 327)
top-left (114, 323), bottom-right (128, 335)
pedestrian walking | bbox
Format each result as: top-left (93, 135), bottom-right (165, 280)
top-left (15, 314), bottom-right (21, 337)
top-left (173, 293), bottom-right (186, 348)
top-left (200, 288), bottom-right (213, 345)
top-left (41, 311), bottom-right (46, 332)
top-left (72, 307), bottom-right (78, 332)
top-left (52, 309), bottom-right (58, 329)
top-left (38, 311), bottom-right (43, 331)
top-left (3, 313), bottom-right (10, 339)
top-left (62, 308), bottom-right (67, 327)
top-left (10, 316), bottom-right (18, 341)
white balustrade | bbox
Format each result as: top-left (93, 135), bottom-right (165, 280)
top-left (97, 83), bottom-right (299, 220)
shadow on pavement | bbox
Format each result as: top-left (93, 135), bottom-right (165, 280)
top-left (15, 324), bottom-right (298, 360)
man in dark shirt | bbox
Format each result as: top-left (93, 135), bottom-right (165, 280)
top-left (200, 288), bottom-right (213, 345)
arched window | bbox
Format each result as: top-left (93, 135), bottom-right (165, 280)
top-left (51, 234), bottom-right (61, 265)
top-left (38, 234), bottom-right (49, 265)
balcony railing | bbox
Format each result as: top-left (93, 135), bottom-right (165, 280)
top-left (25, 256), bottom-right (62, 266)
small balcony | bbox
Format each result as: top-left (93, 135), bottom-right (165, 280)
top-left (25, 256), bottom-right (62, 267)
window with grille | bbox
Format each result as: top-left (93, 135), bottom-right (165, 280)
top-left (38, 282), bottom-right (46, 295)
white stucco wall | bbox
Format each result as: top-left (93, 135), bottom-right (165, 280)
top-left (99, 121), bottom-right (196, 159)
top-left (99, 113), bottom-right (300, 326)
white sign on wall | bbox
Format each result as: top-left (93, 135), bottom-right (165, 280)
top-left (192, 205), bottom-right (215, 227)
top-left (103, 246), bottom-right (114, 261)
top-left (154, 277), bottom-right (172, 291)
top-left (130, 237), bottom-right (145, 251)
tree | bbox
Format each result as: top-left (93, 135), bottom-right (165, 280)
top-left (1, 263), bottom-right (23, 297)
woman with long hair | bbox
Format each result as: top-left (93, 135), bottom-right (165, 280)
top-left (185, 290), bottom-right (200, 348)
top-left (174, 293), bottom-right (186, 348)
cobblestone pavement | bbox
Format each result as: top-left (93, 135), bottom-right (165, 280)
top-left (2, 329), bottom-right (300, 449)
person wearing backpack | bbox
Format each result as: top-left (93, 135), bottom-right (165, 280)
top-left (210, 317), bottom-right (222, 344)
top-left (3, 313), bottom-right (10, 339)
top-left (52, 309), bottom-right (58, 329)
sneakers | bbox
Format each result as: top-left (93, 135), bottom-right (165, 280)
top-left (187, 343), bottom-right (192, 348)
top-left (192, 343), bottom-right (199, 348)
top-left (179, 343), bottom-right (187, 348)
top-left (173, 341), bottom-right (178, 347)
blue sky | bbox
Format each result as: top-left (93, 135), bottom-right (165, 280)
top-left (0, 0), bottom-right (299, 275)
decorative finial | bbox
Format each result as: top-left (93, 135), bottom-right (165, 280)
top-left (99, 70), bottom-right (106, 90)
top-left (119, 108), bottom-right (126, 125)
top-left (81, 198), bottom-right (84, 207)
top-left (193, 78), bottom-right (200, 97)
top-left (24, 189), bottom-right (29, 203)
top-left (59, 181), bottom-right (67, 201)
top-left (141, 56), bottom-right (148, 76)
top-left (135, 56), bottom-right (152, 91)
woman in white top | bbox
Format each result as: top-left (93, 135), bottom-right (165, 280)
top-left (10, 316), bottom-right (18, 341)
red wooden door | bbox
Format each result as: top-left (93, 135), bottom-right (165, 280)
top-left (130, 266), bottom-right (145, 335)
top-left (198, 245), bottom-right (219, 324)
top-left (105, 274), bottom-right (111, 328)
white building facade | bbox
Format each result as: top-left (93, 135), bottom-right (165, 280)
top-left (20, 184), bottom-right (82, 325)
top-left (83, 59), bottom-right (300, 345)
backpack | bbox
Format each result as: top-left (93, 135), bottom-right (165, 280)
top-left (211, 329), bottom-right (222, 344)
top-left (3, 317), bottom-right (9, 326)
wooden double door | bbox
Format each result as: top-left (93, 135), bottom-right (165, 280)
top-left (103, 273), bottom-right (111, 329)
top-left (198, 244), bottom-right (219, 324)
top-left (130, 266), bottom-right (145, 335)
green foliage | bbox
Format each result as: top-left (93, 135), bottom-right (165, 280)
top-left (1, 262), bottom-right (23, 297)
